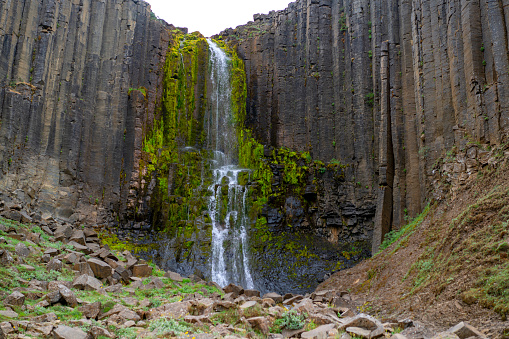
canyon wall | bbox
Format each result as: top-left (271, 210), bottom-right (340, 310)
top-left (219, 0), bottom-right (509, 250)
top-left (0, 0), bottom-right (171, 223)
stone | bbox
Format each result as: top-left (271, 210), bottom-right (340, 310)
top-left (346, 327), bottom-right (372, 338)
top-left (27, 233), bottom-right (40, 244)
top-left (283, 295), bottom-right (304, 305)
top-left (46, 291), bottom-right (62, 305)
top-left (132, 264), bottom-right (152, 277)
top-left (88, 326), bottom-right (114, 339)
top-left (52, 325), bottom-right (87, 339)
top-left (87, 258), bottom-right (112, 278)
top-left (30, 324), bottom-right (54, 336)
top-left (124, 320), bottom-right (135, 327)
top-left (390, 335), bottom-right (408, 339)
top-left (47, 258), bottom-right (62, 272)
top-left (262, 292), bottom-right (283, 303)
top-left (79, 301), bottom-right (101, 319)
top-left (58, 284), bottom-right (78, 307)
top-left (247, 316), bottom-right (269, 335)
top-left (15, 243), bottom-right (30, 258)
top-left (224, 283), bottom-right (244, 297)
top-left (431, 332), bottom-right (460, 339)
top-left (73, 274), bottom-right (102, 291)
top-left (44, 248), bottom-right (59, 257)
top-left (4, 291), bottom-right (25, 307)
top-left (118, 309), bottom-right (141, 322)
top-left (122, 297), bottom-right (139, 306)
top-left (0, 250), bottom-right (13, 265)
top-left (448, 322), bottom-right (486, 339)
top-left (32, 312), bottom-right (57, 323)
top-left (339, 314), bottom-right (381, 331)
top-left (0, 310), bottom-right (18, 318)
top-left (69, 230), bottom-right (86, 245)
top-left (73, 262), bottom-right (95, 276)
top-left (164, 271), bottom-right (184, 282)
top-left (104, 284), bottom-right (122, 293)
top-left (54, 225), bottom-right (73, 240)
top-left (301, 324), bottom-right (336, 339)
top-left (244, 289), bottom-right (261, 298)
top-left (19, 264), bottom-right (35, 271)
top-left (19, 210), bottom-right (32, 224)
top-left (240, 301), bottom-right (257, 310)
top-left (0, 237), bottom-right (5, 244)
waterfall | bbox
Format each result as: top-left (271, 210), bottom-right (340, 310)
top-left (206, 39), bottom-right (254, 289)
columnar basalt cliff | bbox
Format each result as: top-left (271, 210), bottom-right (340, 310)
top-left (0, 0), bottom-right (172, 223)
top-left (218, 0), bottom-right (509, 252)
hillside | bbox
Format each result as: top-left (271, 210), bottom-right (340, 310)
top-left (318, 143), bottom-right (509, 337)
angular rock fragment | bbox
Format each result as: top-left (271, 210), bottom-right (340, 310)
top-left (87, 258), bottom-right (112, 278)
top-left (262, 292), bottom-right (283, 303)
top-left (52, 325), bottom-right (87, 339)
top-left (4, 291), bottom-right (25, 307)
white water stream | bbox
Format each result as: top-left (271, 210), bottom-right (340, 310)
top-left (207, 40), bottom-right (254, 289)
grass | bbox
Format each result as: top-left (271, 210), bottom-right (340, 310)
top-left (378, 203), bottom-right (431, 254)
top-left (148, 318), bottom-right (198, 336)
top-left (211, 308), bottom-right (241, 325)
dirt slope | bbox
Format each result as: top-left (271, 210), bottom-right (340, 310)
top-left (318, 153), bottom-right (509, 338)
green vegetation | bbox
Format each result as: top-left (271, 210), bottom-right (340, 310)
top-left (378, 203), bottom-right (431, 253)
top-left (127, 87), bottom-right (147, 98)
top-left (149, 318), bottom-right (198, 336)
top-left (270, 310), bottom-right (305, 333)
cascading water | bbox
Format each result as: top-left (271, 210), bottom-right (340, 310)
top-left (206, 39), bottom-right (254, 289)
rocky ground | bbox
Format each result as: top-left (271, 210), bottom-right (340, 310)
top-left (0, 204), bottom-right (489, 339)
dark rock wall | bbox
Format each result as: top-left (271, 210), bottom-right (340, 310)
top-left (219, 0), bottom-right (509, 250)
top-left (0, 0), bottom-right (171, 223)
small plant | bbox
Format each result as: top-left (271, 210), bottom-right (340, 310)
top-left (272, 310), bottom-right (305, 332)
top-left (365, 92), bottom-right (374, 107)
top-left (483, 60), bottom-right (487, 66)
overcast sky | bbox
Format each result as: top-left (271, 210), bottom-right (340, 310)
top-left (144, 0), bottom-right (293, 37)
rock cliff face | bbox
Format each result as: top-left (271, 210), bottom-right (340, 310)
top-left (218, 0), bottom-right (509, 251)
top-left (0, 0), bottom-right (171, 223)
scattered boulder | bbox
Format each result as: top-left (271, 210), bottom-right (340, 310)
top-left (431, 332), bottom-right (460, 339)
top-left (0, 310), bottom-right (18, 318)
top-left (79, 301), bottom-right (101, 319)
top-left (346, 327), bottom-right (371, 338)
top-left (240, 301), bottom-right (257, 310)
top-left (69, 230), bottom-right (86, 245)
top-left (72, 274), bottom-right (102, 291)
top-left (247, 317), bottom-right (269, 335)
top-left (262, 292), bottom-right (283, 303)
top-left (88, 326), bottom-right (114, 339)
top-left (244, 289), bottom-right (261, 298)
top-left (15, 243), bottom-right (30, 258)
top-left (301, 324), bottom-right (336, 339)
top-left (448, 322), bottom-right (486, 339)
top-left (0, 250), bottom-right (13, 265)
top-left (44, 248), bottom-right (59, 257)
top-left (87, 258), bottom-right (112, 279)
top-left (132, 264), bottom-right (152, 277)
top-left (52, 325), bottom-right (87, 339)
top-left (164, 271), bottom-right (184, 282)
top-left (47, 258), bottom-right (62, 272)
top-left (58, 285), bottom-right (78, 307)
top-left (4, 291), bottom-right (25, 307)
top-left (224, 283), bottom-right (244, 297)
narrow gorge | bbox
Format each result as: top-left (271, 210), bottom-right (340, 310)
top-left (1, 0), bottom-right (509, 336)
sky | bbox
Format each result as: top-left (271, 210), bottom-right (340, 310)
top-left (144, 0), bottom-right (293, 37)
